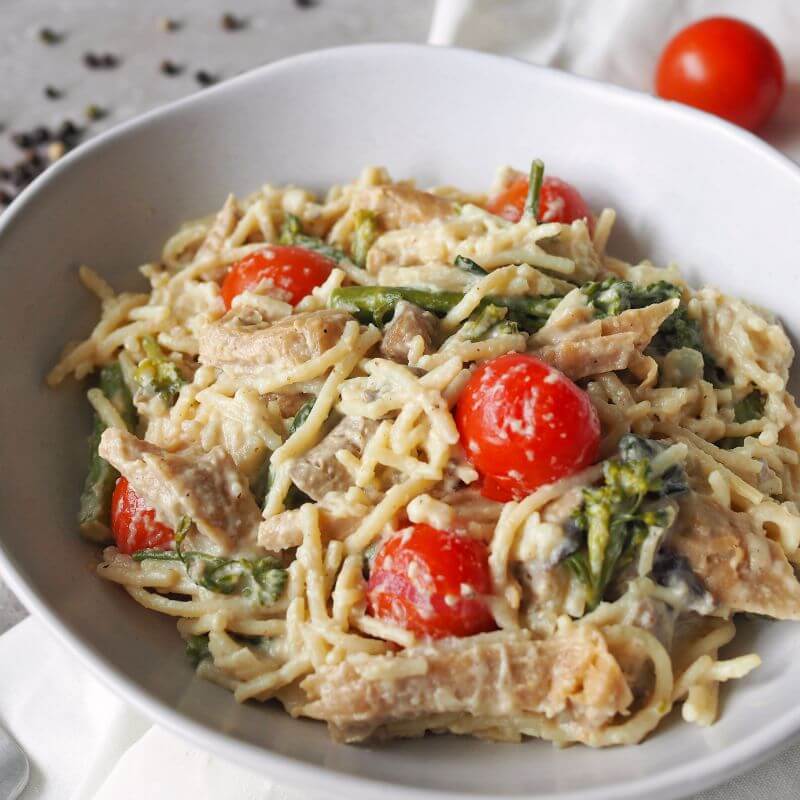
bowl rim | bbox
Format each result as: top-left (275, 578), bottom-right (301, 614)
top-left (3, 41), bottom-right (800, 800)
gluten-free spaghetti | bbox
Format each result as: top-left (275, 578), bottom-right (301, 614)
top-left (49, 163), bottom-right (800, 745)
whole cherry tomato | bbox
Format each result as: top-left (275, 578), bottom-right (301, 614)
top-left (367, 524), bottom-right (496, 639)
top-left (486, 174), bottom-right (594, 231)
top-left (455, 353), bottom-right (600, 502)
top-left (110, 477), bottom-right (174, 555)
top-left (655, 17), bottom-right (784, 131)
top-left (220, 245), bottom-right (335, 310)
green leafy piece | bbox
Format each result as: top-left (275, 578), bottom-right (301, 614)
top-left (288, 399), bottom-right (315, 435)
top-left (330, 286), bottom-right (560, 333)
top-left (562, 434), bottom-right (688, 610)
top-left (524, 159), bottom-right (545, 221)
top-left (460, 304), bottom-right (508, 341)
top-left (648, 306), bottom-right (704, 356)
top-left (352, 209), bottom-right (379, 267)
top-left (134, 517), bottom-right (287, 605)
top-left (185, 634), bottom-right (211, 667)
top-left (79, 362), bottom-right (138, 540)
top-left (734, 391), bottom-right (766, 424)
top-left (134, 336), bottom-right (186, 404)
top-left (582, 278), bottom-right (681, 319)
top-left (279, 213), bottom-right (353, 265)
top-left (454, 255), bottom-right (488, 276)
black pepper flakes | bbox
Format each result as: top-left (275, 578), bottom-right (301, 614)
top-left (11, 131), bottom-right (33, 149)
top-left (32, 126), bottom-right (51, 144)
top-left (84, 51), bottom-right (120, 69)
top-left (194, 70), bottom-right (218, 87)
top-left (44, 85), bottom-right (63, 100)
top-left (158, 17), bottom-right (181, 33)
top-left (38, 27), bottom-right (63, 45)
top-left (160, 59), bottom-right (183, 76)
top-left (221, 12), bottom-right (247, 30)
top-left (85, 104), bottom-right (107, 121)
top-left (0, 190), bottom-right (13, 207)
top-left (294, 0), bottom-right (319, 8)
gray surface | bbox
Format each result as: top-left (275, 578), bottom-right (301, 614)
top-left (0, 0), bottom-right (434, 634)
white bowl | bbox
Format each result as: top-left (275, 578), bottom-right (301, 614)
top-left (1, 43), bottom-right (800, 800)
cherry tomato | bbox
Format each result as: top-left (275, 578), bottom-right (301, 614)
top-left (455, 353), bottom-right (600, 502)
top-left (367, 524), bottom-right (496, 639)
top-left (486, 174), bottom-right (594, 231)
top-left (110, 477), bottom-right (174, 555)
top-left (220, 245), bottom-right (335, 310)
top-left (655, 17), bottom-right (784, 131)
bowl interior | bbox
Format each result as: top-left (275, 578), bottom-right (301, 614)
top-left (1, 44), bottom-right (800, 800)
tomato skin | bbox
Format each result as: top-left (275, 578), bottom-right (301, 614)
top-left (367, 524), bottom-right (496, 639)
top-left (220, 245), bottom-right (335, 310)
top-left (655, 17), bottom-right (784, 131)
top-left (486, 175), bottom-right (594, 231)
top-left (455, 353), bottom-right (600, 502)
top-left (110, 477), bottom-right (174, 555)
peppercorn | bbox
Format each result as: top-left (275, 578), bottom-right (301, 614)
top-left (0, 190), bottom-right (13, 207)
top-left (44, 85), bottom-right (63, 100)
top-left (221, 13), bottom-right (247, 30)
top-left (195, 70), bottom-right (218, 87)
top-left (38, 27), bottom-right (63, 44)
top-left (32, 126), bottom-right (51, 144)
top-left (85, 104), bottom-right (107, 121)
top-left (160, 59), bottom-right (183, 76)
top-left (11, 131), bottom-right (33, 149)
top-left (158, 17), bottom-right (181, 33)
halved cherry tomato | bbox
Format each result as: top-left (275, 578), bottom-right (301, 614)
top-left (655, 17), bottom-right (784, 131)
top-left (110, 477), bottom-right (174, 555)
top-left (220, 245), bottom-right (335, 310)
top-left (455, 353), bottom-right (600, 502)
top-left (486, 174), bottom-right (594, 231)
top-left (367, 524), bottom-right (496, 639)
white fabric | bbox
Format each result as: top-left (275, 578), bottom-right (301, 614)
top-left (3, 4), bottom-right (800, 798)
top-left (430, 0), bottom-right (800, 163)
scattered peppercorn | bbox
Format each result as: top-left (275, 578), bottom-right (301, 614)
top-left (194, 70), bottom-right (218, 87)
top-left (221, 12), bottom-right (247, 30)
top-left (38, 27), bottom-right (63, 45)
top-left (85, 104), bottom-right (107, 121)
top-left (159, 59), bottom-right (183, 76)
top-left (0, 190), bottom-right (13, 207)
top-left (44, 85), bottom-right (63, 100)
top-left (32, 126), bottom-right (51, 144)
top-left (11, 131), bottom-right (33, 149)
top-left (158, 17), bottom-right (181, 33)
top-left (84, 51), bottom-right (120, 69)
top-left (294, 0), bottom-right (319, 7)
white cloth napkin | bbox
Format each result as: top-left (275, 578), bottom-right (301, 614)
top-left (4, 3), bottom-right (800, 798)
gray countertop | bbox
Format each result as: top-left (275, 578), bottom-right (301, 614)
top-left (0, 0), bottom-right (434, 634)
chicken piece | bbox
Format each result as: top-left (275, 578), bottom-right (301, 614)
top-left (196, 194), bottom-right (239, 261)
top-left (258, 506), bottom-right (362, 550)
top-left (600, 299), bottom-right (679, 347)
top-left (351, 185), bottom-right (454, 231)
top-left (198, 308), bottom-right (350, 382)
top-left (301, 626), bottom-right (633, 743)
top-left (670, 494), bottom-right (800, 619)
top-left (532, 299), bottom-right (679, 380)
top-left (535, 332), bottom-right (638, 380)
top-left (98, 428), bottom-right (261, 552)
top-left (265, 391), bottom-right (312, 419)
top-left (379, 301), bottom-right (438, 364)
top-left (287, 416), bottom-right (378, 502)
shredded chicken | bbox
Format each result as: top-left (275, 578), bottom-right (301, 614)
top-left (258, 506), bottom-right (362, 550)
top-left (533, 299), bottom-right (679, 380)
top-left (98, 428), bottom-right (261, 552)
top-left (379, 301), bottom-right (438, 364)
top-left (195, 194), bottom-right (239, 260)
top-left (288, 416), bottom-right (378, 502)
top-left (351, 184), bottom-right (454, 231)
top-left (671, 494), bottom-right (800, 619)
top-left (198, 308), bottom-right (350, 382)
top-left (301, 626), bottom-right (633, 743)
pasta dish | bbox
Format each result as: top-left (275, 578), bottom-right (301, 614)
top-left (48, 162), bottom-right (800, 746)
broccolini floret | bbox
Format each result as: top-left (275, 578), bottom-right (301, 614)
top-left (582, 278), bottom-right (681, 318)
top-left (134, 336), bottom-right (186, 404)
top-left (563, 434), bottom-right (688, 610)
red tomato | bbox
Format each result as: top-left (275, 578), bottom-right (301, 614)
top-left (220, 246), bottom-right (335, 310)
top-left (486, 175), bottom-right (594, 231)
top-left (367, 524), bottom-right (496, 639)
top-left (110, 477), bottom-right (174, 555)
top-left (455, 353), bottom-right (600, 502)
top-left (655, 17), bottom-right (784, 131)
